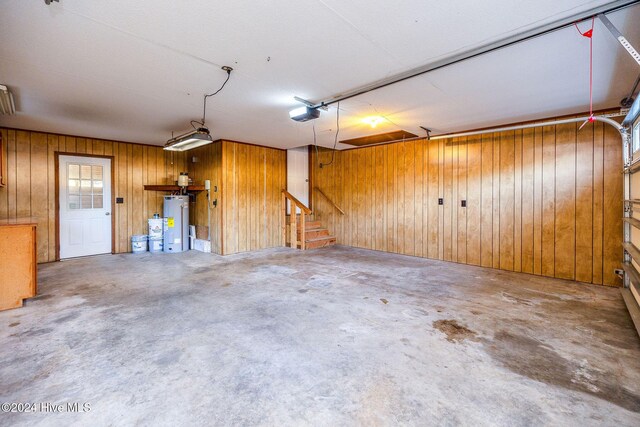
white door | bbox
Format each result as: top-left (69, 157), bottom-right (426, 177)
top-left (59, 155), bottom-right (112, 259)
top-left (286, 147), bottom-right (309, 214)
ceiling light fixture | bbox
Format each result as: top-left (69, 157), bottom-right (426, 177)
top-left (362, 116), bottom-right (384, 128)
top-left (164, 66), bottom-right (233, 151)
top-left (0, 85), bottom-right (16, 115)
top-left (164, 128), bottom-right (213, 151)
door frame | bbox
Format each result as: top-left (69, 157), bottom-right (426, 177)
top-left (55, 152), bottom-right (115, 261)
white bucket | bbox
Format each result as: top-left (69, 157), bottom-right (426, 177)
top-left (131, 235), bottom-right (148, 253)
top-left (149, 237), bottom-right (163, 253)
top-left (148, 218), bottom-right (163, 239)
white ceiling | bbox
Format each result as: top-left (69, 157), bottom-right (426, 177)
top-left (0, 0), bottom-right (639, 149)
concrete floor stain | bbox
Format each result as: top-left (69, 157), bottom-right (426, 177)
top-left (433, 319), bottom-right (477, 342)
top-left (486, 331), bottom-right (640, 413)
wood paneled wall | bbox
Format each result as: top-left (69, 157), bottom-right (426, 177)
top-left (188, 141), bottom-right (223, 254)
top-left (0, 128), bottom-right (187, 262)
top-left (221, 141), bottom-right (286, 255)
top-left (312, 120), bottom-right (623, 286)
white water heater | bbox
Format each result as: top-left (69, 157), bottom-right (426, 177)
top-left (163, 195), bottom-right (189, 253)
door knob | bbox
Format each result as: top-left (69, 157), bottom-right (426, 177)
top-left (105, 212), bottom-right (111, 216)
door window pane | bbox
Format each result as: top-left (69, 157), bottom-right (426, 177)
top-left (81, 195), bottom-right (93, 209)
top-left (68, 195), bottom-right (80, 210)
top-left (68, 164), bottom-right (80, 179)
top-left (67, 162), bottom-right (106, 210)
top-left (81, 180), bottom-right (92, 194)
top-left (80, 165), bottom-right (91, 180)
top-left (68, 179), bottom-right (79, 193)
top-left (92, 165), bottom-right (103, 180)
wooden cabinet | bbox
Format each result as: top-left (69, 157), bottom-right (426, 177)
top-left (0, 219), bottom-right (37, 311)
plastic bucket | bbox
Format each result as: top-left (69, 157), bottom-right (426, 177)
top-left (149, 237), bottom-right (163, 253)
top-left (148, 218), bottom-right (163, 239)
top-left (131, 235), bottom-right (148, 253)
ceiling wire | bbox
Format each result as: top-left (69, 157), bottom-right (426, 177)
top-left (202, 69), bottom-right (232, 126)
top-left (312, 123), bottom-right (320, 165)
top-left (191, 68), bottom-right (232, 130)
top-left (319, 101), bottom-right (340, 168)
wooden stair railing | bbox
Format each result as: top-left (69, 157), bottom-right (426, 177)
top-left (282, 190), bottom-right (312, 250)
top-left (314, 187), bottom-right (345, 215)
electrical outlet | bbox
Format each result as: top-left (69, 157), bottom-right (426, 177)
top-left (116, 197), bottom-right (124, 204)
top-left (438, 198), bottom-right (443, 205)
top-left (461, 200), bottom-right (467, 207)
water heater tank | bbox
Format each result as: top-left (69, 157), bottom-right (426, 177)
top-left (163, 195), bottom-right (189, 253)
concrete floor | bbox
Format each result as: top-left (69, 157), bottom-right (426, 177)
top-left (1, 246), bottom-right (639, 426)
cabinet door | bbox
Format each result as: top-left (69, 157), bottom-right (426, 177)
top-left (0, 225), bottom-right (36, 310)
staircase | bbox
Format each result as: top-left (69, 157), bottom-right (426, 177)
top-left (282, 190), bottom-right (336, 250)
top-left (297, 219), bottom-right (336, 249)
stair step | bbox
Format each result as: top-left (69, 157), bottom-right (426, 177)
top-left (297, 228), bottom-right (330, 240)
top-left (303, 235), bottom-right (336, 249)
top-left (298, 220), bottom-right (322, 229)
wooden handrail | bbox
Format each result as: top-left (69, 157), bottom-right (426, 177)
top-left (282, 189), bottom-right (312, 250)
top-left (282, 190), bottom-right (312, 214)
top-left (314, 187), bottom-right (345, 215)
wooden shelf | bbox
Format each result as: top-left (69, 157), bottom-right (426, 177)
top-left (624, 199), bottom-right (640, 204)
top-left (144, 185), bottom-right (205, 192)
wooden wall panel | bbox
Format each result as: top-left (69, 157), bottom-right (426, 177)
top-left (499, 131), bottom-right (515, 271)
top-left (480, 134), bottom-right (493, 268)
top-left (541, 125), bottom-right (556, 277)
top-left (603, 124), bottom-right (623, 286)
top-left (187, 141), bottom-right (222, 254)
top-left (554, 123), bottom-right (576, 280)
top-left (466, 135), bottom-right (481, 266)
top-left (0, 127), bottom-right (186, 262)
top-left (575, 123), bottom-right (594, 283)
top-left (312, 115), bottom-right (623, 286)
top-left (514, 130), bottom-right (523, 272)
top-left (220, 141), bottom-right (286, 255)
top-left (521, 128), bottom-right (535, 273)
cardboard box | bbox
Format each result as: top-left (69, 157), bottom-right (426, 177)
top-left (194, 239), bottom-right (211, 253)
top-left (196, 225), bottom-right (209, 240)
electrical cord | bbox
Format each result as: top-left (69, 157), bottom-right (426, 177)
top-left (202, 71), bottom-right (231, 125)
top-left (320, 101), bottom-right (340, 168)
top-left (200, 67), bottom-right (232, 127)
